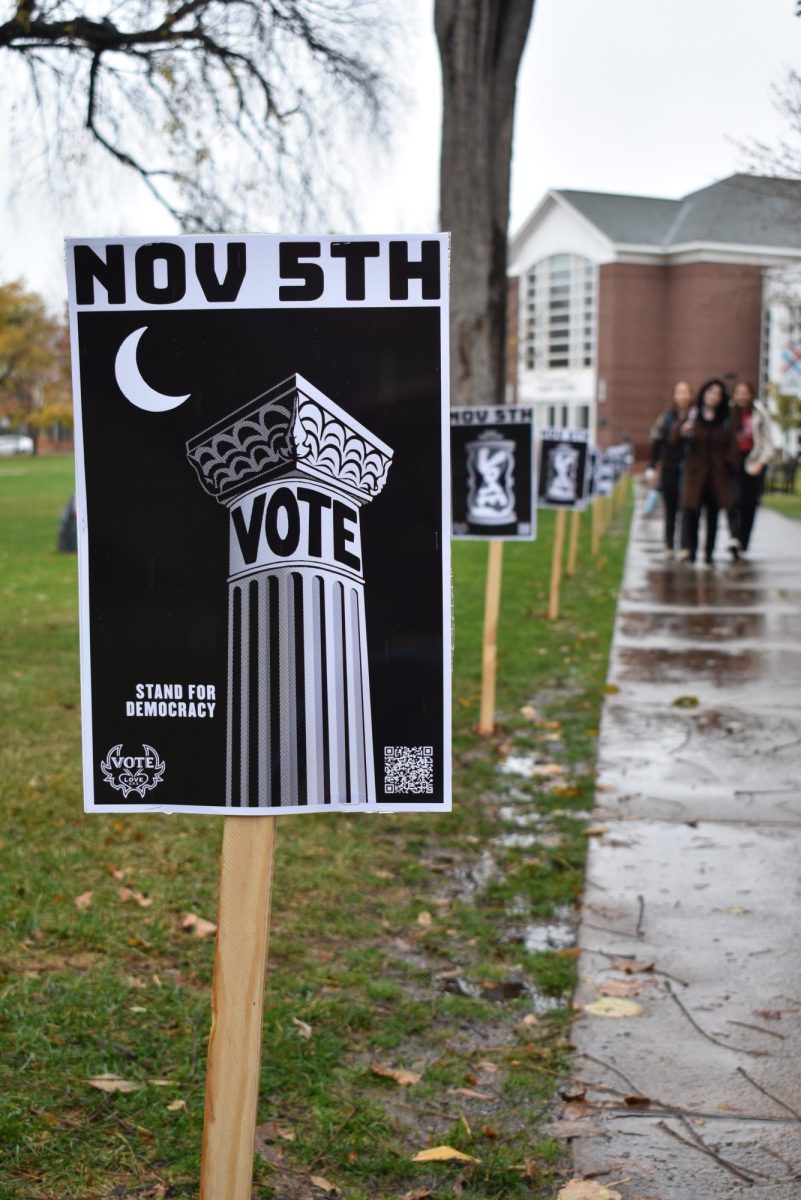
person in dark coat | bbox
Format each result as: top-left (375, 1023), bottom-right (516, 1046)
top-left (646, 380), bottom-right (693, 558)
top-left (677, 379), bottom-right (739, 566)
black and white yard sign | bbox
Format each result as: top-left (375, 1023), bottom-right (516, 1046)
top-left (537, 428), bottom-right (590, 510)
top-left (67, 235), bottom-right (451, 815)
top-left (594, 451), bottom-right (615, 496)
top-left (450, 406), bottom-right (535, 539)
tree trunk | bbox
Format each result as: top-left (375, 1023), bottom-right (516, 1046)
top-left (436, 0), bottom-right (535, 407)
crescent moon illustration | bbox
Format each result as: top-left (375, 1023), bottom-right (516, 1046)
top-left (114, 326), bottom-right (190, 412)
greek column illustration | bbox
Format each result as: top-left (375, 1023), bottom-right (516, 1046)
top-left (187, 374), bottom-right (393, 808)
top-left (466, 430), bottom-right (517, 525)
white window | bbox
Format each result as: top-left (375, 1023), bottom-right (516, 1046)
top-left (522, 254), bottom-right (597, 372)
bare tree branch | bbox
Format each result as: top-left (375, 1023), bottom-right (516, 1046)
top-left (0, 0), bottom-right (398, 229)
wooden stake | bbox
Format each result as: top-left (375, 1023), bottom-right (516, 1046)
top-left (200, 815), bottom-right (278, 1200)
top-left (591, 497), bottom-right (601, 557)
top-left (566, 508), bottom-right (581, 579)
top-left (548, 508), bottom-right (567, 620)
top-left (478, 539), bottom-right (504, 736)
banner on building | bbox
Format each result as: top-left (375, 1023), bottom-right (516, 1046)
top-left (537, 427), bottom-right (590, 510)
top-left (450, 406), bottom-right (536, 539)
top-left (67, 235), bottom-right (451, 815)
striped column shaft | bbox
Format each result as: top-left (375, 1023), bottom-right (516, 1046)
top-left (226, 567), bottom-right (375, 808)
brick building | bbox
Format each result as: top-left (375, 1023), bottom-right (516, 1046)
top-left (507, 174), bottom-right (801, 457)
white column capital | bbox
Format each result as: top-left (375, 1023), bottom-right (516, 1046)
top-left (187, 373), bottom-right (393, 507)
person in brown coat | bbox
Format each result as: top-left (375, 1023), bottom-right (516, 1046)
top-left (676, 379), bottom-right (739, 565)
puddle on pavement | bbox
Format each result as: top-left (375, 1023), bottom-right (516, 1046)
top-left (615, 645), bottom-right (760, 684)
top-left (628, 573), bottom-right (771, 608)
top-left (615, 644), bottom-right (801, 686)
top-left (619, 610), bottom-right (769, 641)
top-left (621, 609), bottom-right (801, 643)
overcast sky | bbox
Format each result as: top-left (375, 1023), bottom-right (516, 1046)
top-left (2, 0), bottom-right (800, 307)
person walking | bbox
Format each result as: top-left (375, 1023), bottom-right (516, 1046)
top-left (646, 381), bottom-right (693, 558)
top-left (726, 380), bottom-right (775, 560)
top-left (677, 379), bottom-right (739, 566)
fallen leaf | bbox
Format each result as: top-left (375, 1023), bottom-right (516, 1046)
top-left (584, 826), bottom-right (609, 838)
top-left (584, 997), bottom-right (643, 1018)
top-left (373, 869), bottom-right (391, 879)
top-left (520, 1013), bottom-right (539, 1027)
top-left (624, 1093), bottom-right (651, 1107)
top-left (520, 704), bottom-right (539, 720)
top-left (557, 1182), bottom-right (623, 1200)
top-left (181, 912), bottom-right (217, 938)
top-left (532, 763), bottom-right (565, 777)
top-left (722, 905), bottom-right (748, 915)
top-left (416, 910), bottom-right (433, 927)
top-left (148, 1079), bottom-right (175, 1086)
top-left (597, 979), bottom-right (645, 997)
top-left (401, 1191), bottom-right (432, 1200)
top-left (474, 1059), bottom-right (500, 1074)
top-left (448, 1087), bottom-right (494, 1100)
top-left (612, 958), bottom-right (654, 975)
top-left (118, 887), bottom-right (153, 907)
top-left (86, 1074), bottom-right (143, 1094)
top-left (370, 1063), bottom-right (421, 1086)
top-left (74, 891), bottom-right (93, 910)
top-left (672, 695), bottom-right (699, 708)
top-left (603, 684), bottom-right (620, 695)
top-left (754, 1009), bottom-right (782, 1020)
top-left (291, 1017), bottom-right (312, 1039)
top-left (254, 1119), bottom-right (298, 1149)
top-left (411, 1146), bottom-right (480, 1164)
top-left (310, 1175), bottom-right (340, 1195)
top-left (107, 865), bottom-right (126, 881)
top-left (253, 1120), bottom-right (296, 1142)
top-left (560, 1083), bottom-right (587, 1102)
top-left (481, 1125), bottom-right (499, 1138)
top-left (166, 1098), bottom-right (187, 1112)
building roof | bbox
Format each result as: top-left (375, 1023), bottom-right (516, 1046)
top-left (556, 174), bottom-right (801, 250)
top-left (558, 190), bottom-right (681, 245)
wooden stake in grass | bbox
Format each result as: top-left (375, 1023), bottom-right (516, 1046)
top-left (200, 815), bottom-right (277, 1200)
top-left (478, 539), bottom-right (504, 735)
top-left (548, 508), bottom-right (567, 620)
top-left (591, 496), bottom-right (602, 557)
top-left (566, 508), bottom-right (581, 579)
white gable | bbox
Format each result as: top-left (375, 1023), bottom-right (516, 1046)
top-left (508, 192), bottom-right (615, 277)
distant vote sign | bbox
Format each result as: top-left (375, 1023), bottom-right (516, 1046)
top-left (450, 406), bottom-right (536, 539)
top-left (67, 235), bottom-right (451, 815)
top-left (537, 428), bottom-right (590, 510)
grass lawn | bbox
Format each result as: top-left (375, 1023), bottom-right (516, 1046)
top-left (762, 474), bottom-right (801, 521)
top-left (0, 456), bottom-right (631, 1200)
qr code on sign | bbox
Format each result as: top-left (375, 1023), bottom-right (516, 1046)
top-left (384, 746), bottom-right (434, 794)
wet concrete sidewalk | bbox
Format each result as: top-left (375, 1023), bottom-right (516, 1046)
top-left (569, 502), bottom-right (801, 1198)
